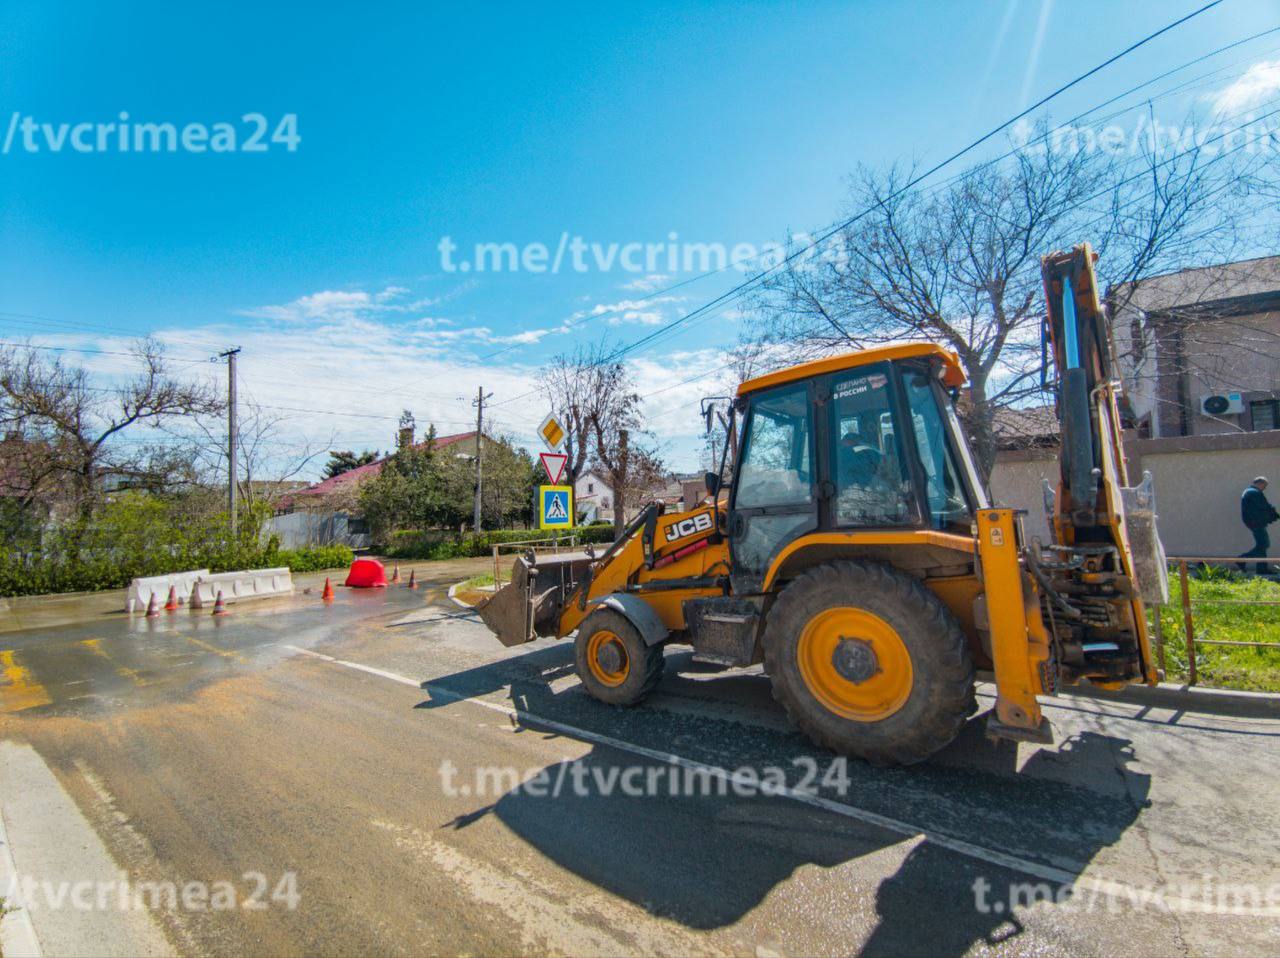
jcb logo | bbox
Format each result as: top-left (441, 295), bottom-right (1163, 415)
top-left (664, 511), bottom-right (714, 542)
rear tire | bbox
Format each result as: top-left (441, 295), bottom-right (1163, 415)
top-left (573, 609), bottom-right (665, 706)
top-left (763, 560), bottom-right (974, 766)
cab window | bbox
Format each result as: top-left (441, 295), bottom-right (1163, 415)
top-left (830, 365), bottom-right (916, 526)
top-left (901, 365), bottom-right (973, 531)
top-left (735, 384), bottom-right (812, 508)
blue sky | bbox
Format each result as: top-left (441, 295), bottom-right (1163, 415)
top-left (3, 0), bottom-right (1279, 474)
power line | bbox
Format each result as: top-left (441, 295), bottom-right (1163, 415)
top-left (626, 97), bottom-right (1280, 422)
top-left (546, 43), bottom-right (1280, 375)
top-left (483, 9), bottom-right (1256, 371)
top-left (0, 311), bottom-right (219, 350)
top-left (0, 339), bottom-right (214, 364)
top-left (490, 1), bottom-right (1231, 409)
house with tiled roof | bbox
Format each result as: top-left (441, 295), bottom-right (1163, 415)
top-left (270, 430), bottom-right (487, 548)
top-left (277, 431), bottom-right (480, 513)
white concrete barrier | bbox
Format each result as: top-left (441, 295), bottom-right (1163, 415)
top-left (127, 569), bottom-right (210, 612)
top-left (127, 567), bottom-right (294, 612)
top-left (192, 567), bottom-right (294, 605)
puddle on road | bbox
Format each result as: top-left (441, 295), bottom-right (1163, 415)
top-left (0, 584), bottom-right (455, 717)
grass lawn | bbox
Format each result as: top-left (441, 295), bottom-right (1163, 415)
top-left (1149, 569), bottom-right (1280, 692)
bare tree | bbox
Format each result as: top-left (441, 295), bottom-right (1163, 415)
top-left (577, 357), bottom-right (669, 535)
top-left (540, 343), bottom-right (599, 486)
top-left (0, 339), bottom-right (223, 520)
top-left (747, 117), bottom-right (1255, 472)
top-left (537, 341), bottom-right (621, 487)
top-left (183, 395), bottom-right (334, 510)
top-left (591, 427), bottom-right (666, 537)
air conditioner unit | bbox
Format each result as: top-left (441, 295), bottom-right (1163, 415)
top-left (1200, 392), bottom-right (1244, 416)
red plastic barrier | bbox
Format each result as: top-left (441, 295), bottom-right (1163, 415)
top-left (344, 557), bottom-right (388, 588)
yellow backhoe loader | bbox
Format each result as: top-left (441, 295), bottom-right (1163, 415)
top-left (478, 243), bottom-right (1168, 765)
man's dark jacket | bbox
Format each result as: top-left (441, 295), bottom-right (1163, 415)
top-left (1241, 486), bottom-right (1278, 529)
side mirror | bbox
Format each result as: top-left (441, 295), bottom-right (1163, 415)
top-left (704, 471), bottom-right (722, 496)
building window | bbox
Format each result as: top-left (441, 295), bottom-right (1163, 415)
top-left (1250, 399), bottom-right (1280, 432)
top-left (588, 482), bottom-right (594, 493)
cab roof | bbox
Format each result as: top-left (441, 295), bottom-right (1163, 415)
top-left (737, 343), bottom-right (967, 396)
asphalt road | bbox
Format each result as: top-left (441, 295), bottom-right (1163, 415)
top-left (1, 560), bottom-right (1278, 957)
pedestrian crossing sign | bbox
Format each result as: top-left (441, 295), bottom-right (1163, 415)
top-left (539, 485), bottom-right (573, 529)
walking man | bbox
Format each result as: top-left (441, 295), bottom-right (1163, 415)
top-left (1239, 476), bottom-right (1278, 575)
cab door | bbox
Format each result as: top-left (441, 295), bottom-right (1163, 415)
top-left (728, 381), bottom-right (818, 592)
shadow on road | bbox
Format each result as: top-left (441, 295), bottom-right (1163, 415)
top-left (416, 644), bottom-right (1151, 951)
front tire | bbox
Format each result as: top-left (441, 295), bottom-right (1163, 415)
top-left (573, 609), bottom-right (665, 706)
top-left (763, 560), bottom-right (974, 766)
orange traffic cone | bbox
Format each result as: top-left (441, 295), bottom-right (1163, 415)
top-left (164, 585), bottom-right (180, 611)
top-left (189, 587), bottom-right (204, 610)
top-left (145, 593), bottom-right (161, 617)
top-left (406, 569), bottom-right (417, 589)
top-left (391, 565), bottom-right (400, 584)
top-left (321, 577), bottom-right (335, 603)
top-left (211, 590), bottom-right (228, 616)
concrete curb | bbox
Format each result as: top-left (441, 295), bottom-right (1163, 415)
top-left (1062, 680), bottom-right (1280, 720)
top-left (446, 582), bottom-right (470, 611)
top-left (0, 799), bottom-right (43, 958)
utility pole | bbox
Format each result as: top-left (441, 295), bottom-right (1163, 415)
top-left (221, 348), bottom-right (241, 536)
top-left (472, 386), bottom-right (493, 532)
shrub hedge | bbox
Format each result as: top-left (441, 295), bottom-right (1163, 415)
top-left (385, 524), bottom-right (616, 560)
top-left (0, 494), bottom-right (356, 598)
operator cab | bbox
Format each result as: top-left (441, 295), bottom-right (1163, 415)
top-left (727, 344), bottom-right (989, 590)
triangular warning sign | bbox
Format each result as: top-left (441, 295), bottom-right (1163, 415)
top-left (546, 492), bottom-right (568, 521)
top-left (539, 452), bottom-right (568, 484)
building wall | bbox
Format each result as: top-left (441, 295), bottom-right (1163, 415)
top-left (988, 449), bottom-right (1055, 545)
top-left (1114, 311), bottom-right (1280, 438)
top-left (988, 431), bottom-right (1280, 559)
top-left (1176, 310), bottom-right (1280, 437)
top-left (574, 471), bottom-right (613, 522)
top-left (1111, 256), bottom-right (1280, 439)
top-left (267, 511), bottom-right (370, 550)
top-left (1126, 433), bottom-right (1280, 557)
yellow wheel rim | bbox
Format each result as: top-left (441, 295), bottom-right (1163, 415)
top-left (796, 607), bottom-right (913, 721)
top-left (586, 629), bottom-right (630, 687)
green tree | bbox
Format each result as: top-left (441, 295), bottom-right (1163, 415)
top-left (322, 449), bottom-right (380, 479)
top-left (357, 427), bottom-right (445, 542)
top-left (430, 435), bottom-right (536, 529)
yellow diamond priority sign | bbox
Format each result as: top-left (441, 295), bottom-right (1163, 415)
top-left (538, 412), bottom-right (565, 451)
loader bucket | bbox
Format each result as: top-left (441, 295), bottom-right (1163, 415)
top-left (475, 556), bottom-right (537, 647)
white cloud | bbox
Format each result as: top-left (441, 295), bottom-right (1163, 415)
top-left (1211, 60), bottom-right (1280, 116)
top-left (620, 274), bottom-right (672, 293)
top-left (488, 329), bottom-right (553, 345)
top-left (25, 282), bottom-right (730, 477)
top-left (238, 285), bottom-right (439, 323)
top-left (573, 295), bottom-right (685, 327)
top-left (613, 310), bottom-right (663, 326)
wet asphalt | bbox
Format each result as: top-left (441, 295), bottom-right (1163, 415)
top-left (1, 559), bottom-right (1278, 956)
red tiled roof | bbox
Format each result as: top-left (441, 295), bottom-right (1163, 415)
top-left (279, 431), bottom-right (478, 509)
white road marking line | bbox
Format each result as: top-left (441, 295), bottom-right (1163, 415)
top-left (283, 644), bottom-right (1280, 917)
